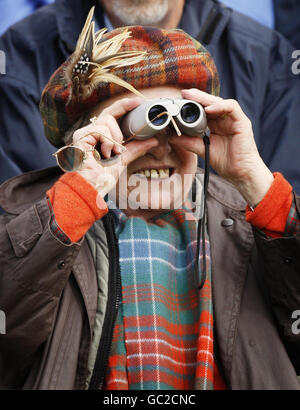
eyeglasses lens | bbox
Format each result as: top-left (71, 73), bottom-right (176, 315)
top-left (56, 146), bottom-right (84, 172)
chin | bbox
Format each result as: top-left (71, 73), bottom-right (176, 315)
top-left (116, 172), bottom-right (193, 212)
top-left (127, 185), bottom-right (185, 211)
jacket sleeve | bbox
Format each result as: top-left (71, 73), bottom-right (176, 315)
top-left (0, 197), bottom-right (82, 386)
top-left (253, 192), bottom-right (300, 371)
top-left (47, 172), bottom-right (108, 243)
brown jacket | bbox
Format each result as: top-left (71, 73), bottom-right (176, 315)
top-left (0, 167), bottom-right (300, 390)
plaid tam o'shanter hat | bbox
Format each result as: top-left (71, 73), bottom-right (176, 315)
top-left (40, 6), bottom-right (220, 147)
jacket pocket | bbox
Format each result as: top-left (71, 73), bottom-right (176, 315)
top-left (6, 205), bottom-right (43, 257)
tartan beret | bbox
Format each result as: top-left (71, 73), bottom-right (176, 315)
top-left (40, 8), bottom-right (220, 147)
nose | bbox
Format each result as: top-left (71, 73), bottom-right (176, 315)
top-left (147, 133), bottom-right (172, 160)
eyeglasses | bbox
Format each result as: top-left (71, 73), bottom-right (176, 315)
top-left (52, 144), bottom-right (100, 173)
top-left (52, 132), bottom-right (126, 172)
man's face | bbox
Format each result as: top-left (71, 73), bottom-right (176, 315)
top-left (100, 0), bottom-right (170, 25)
top-left (95, 86), bottom-right (198, 214)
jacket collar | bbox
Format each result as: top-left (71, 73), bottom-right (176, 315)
top-left (180, 0), bottom-right (228, 39)
top-left (0, 167), bottom-right (246, 215)
top-left (53, 0), bottom-right (230, 53)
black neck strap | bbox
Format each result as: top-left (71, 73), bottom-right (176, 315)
top-left (194, 129), bottom-right (210, 289)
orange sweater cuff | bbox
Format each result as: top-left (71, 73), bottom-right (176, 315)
top-left (47, 172), bottom-right (108, 242)
top-left (245, 172), bottom-right (292, 237)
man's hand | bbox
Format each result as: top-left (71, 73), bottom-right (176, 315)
top-left (169, 88), bottom-right (274, 208)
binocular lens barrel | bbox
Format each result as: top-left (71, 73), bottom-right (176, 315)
top-left (121, 98), bottom-right (207, 140)
top-left (148, 105), bottom-right (169, 126)
top-left (180, 103), bottom-right (201, 124)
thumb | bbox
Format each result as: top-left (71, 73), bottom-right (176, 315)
top-left (169, 135), bottom-right (205, 157)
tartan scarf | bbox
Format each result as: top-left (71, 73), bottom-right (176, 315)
top-left (103, 198), bottom-right (220, 390)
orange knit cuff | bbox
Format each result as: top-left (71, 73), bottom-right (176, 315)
top-left (245, 172), bottom-right (293, 238)
top-left (47, 172), bottom-right (108, 243)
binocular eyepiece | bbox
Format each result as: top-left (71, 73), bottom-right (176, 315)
top-left (121, 98), bottom-right (208, 140)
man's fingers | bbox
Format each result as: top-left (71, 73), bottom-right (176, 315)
top-left (181, 88), bottom-right (222, 107)
top-left (73, 118), bottom-right (125, 158)
top-left (73, 126), bottom-right (98, 146)
top-left (205, 99), bottom-right (244, 122)
top-left (96, 127), bottom-right (115, 159)
top-left (182, 89), bottom-right (245, 122)
top-left (169, 135), bottom-right (205, 157)
top-left (101, 116), bottom-right (125, 154)
top-left (182, 89), bottom-right (251, 139)
top-left (99, 97), bottom-right (143, 119)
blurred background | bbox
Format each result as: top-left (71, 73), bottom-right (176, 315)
top-left (222, 0), bottom-right (300, 48)
top-left (0, 0), bottom-right (54, 35)
top-left (0, 0), bottom-right (299, 48)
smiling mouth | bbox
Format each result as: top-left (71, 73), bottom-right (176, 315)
top-left (132, 167), bottom-right (175, 179)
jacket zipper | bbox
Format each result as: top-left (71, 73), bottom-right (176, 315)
top-left (88, 212), bottom-right (121, 390)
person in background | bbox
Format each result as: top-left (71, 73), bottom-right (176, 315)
top-left (0, 0), bottom-right (54, 36)
top-left (0, 0), bottom-right (299, 195)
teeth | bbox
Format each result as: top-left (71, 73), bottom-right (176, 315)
top-left (151, 169), bottom-right (159, 178)
top-left (134, 168), bottom-right (171, 178)
top-left (159, 169), bottom-right (169, 178)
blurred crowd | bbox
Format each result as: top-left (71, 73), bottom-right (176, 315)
top-left (1, 0), bottom-right (299, 48)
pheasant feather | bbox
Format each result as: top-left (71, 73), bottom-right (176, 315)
top-left (67, 6), bottom-right (146, 100)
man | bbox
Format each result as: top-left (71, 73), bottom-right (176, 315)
top-left (0, 0), bottom-right (299, 194)
top-left (0, 13), bottom-right (299, 390)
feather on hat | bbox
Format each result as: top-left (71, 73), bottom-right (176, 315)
top-left (40, 7), bottom-right (219, 147)
top-left (40, 7), bottom-right (147, 146)
top-left (65, 6), bottom-right (147, 101)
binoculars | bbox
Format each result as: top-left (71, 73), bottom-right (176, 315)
top-left (121, 98), bottom-right (208, 140)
